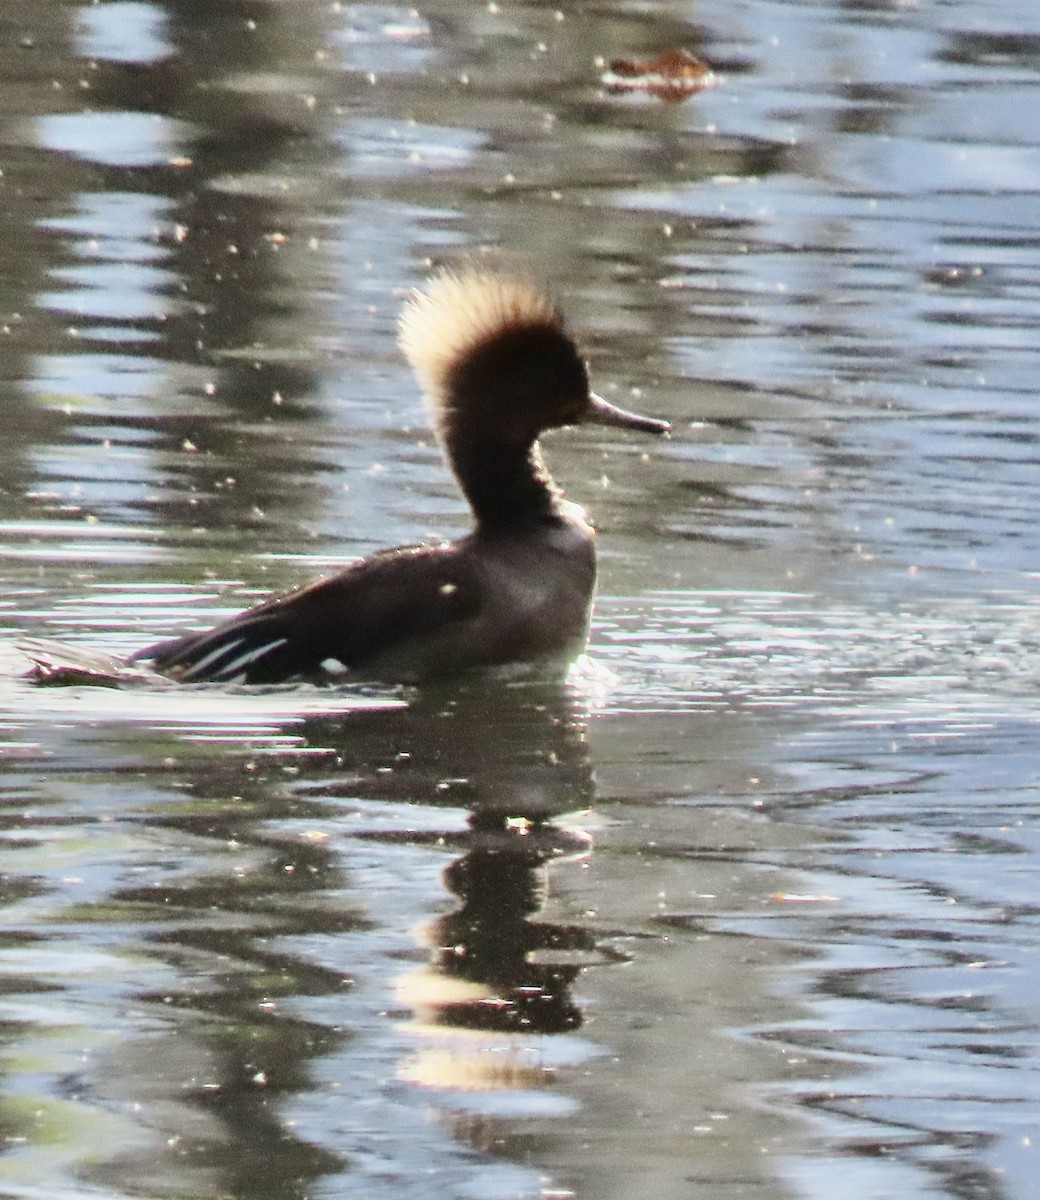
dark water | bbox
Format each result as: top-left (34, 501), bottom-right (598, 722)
top-left (2, 1), bottom-right (1040, 1197)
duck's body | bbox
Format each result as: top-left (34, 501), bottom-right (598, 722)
top-left (23, 271), bottom-right (667, 687)
top-left (139, 515), bottom-right (596, 685)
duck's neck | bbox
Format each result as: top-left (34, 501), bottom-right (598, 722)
top-left (446, 433), bottom-right (563, 530)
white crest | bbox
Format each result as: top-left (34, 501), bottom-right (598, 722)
top-left (398, 270), bottom-right (563, 410)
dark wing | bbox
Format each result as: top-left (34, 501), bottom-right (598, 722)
top-left (133, 542), bottom-right (483, 684)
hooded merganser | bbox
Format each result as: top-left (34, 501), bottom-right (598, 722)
top-left (23, 271), bottom-right (669, 686)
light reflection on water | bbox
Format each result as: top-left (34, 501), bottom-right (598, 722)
top-left (1, 0), bottom-right (1040, 1198)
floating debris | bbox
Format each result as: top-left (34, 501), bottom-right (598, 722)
top-left (601, 49), bottom-right (714, 102)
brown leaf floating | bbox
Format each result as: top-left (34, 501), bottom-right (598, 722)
top-left (602, 48), bottom-right (714, 102)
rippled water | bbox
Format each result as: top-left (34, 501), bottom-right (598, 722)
top-left (2, 1), bottom-right (1040, 1197)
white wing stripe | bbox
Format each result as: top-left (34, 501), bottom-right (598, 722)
top-left (179, 637), bottom-right (246, 681)
top-left (212, 637), bottom-right (289, 679)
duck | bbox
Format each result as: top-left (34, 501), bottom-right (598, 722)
top-left (22, 270), bottom-right (669, 686)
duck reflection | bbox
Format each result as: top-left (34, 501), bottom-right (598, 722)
top-left (424, 815), bottom-right (590, 1035)
top-left (303, 674), bottom-right (603, 1102)
top-left (305, 674), bottom-right (595, 819)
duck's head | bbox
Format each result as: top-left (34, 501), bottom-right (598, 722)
top-left (398, 270), bottom-right (670, 448)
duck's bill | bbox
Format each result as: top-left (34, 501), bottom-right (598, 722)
top-left (585, 391), bottom-right (671, 435)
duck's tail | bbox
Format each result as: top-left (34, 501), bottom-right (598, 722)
top-left (17, 638), bottom-right (169, 688)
